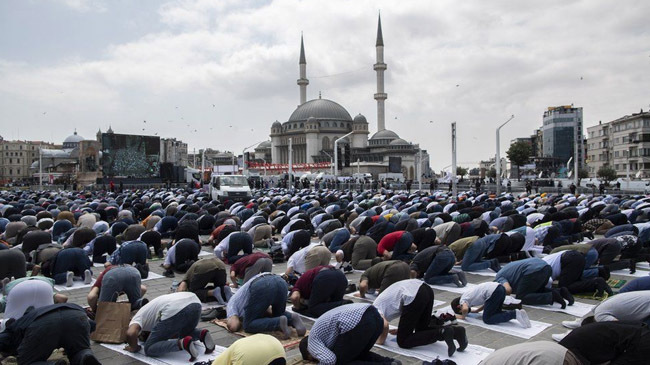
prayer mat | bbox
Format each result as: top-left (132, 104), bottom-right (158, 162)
top-left (375, 334), bottom-right (493, 365)
top-left (606, 278), bottom-right (627, 288)
top-left (523, 300), bottom-right (594, 317)
top-left (211, 318), bottom-right (307, 350)
top-left (102, 342), bottom-right (223, 365)
top-left (435, 306), bottom-right (552, 339)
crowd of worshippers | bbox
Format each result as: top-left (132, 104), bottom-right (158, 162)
top-left (2, 186), bottom-right (650, 364)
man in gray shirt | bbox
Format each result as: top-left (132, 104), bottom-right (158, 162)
top-left (593, 290), bottom-right (650, 322)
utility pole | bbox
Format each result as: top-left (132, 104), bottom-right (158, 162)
top-left (574, 120), bottom-right (580, 188)
top-left (39, 145), bottom-right (42, 191)
top-left (418, 148), bottom-right (423, 191)
top-left (451, 122), bottom-right (457, 197)
top-left (288, 138), bottom-right (293, 188)
top-left (334, 132), bottom-right (354, 177)
top-left (496, 115), bottom-right (515, 195)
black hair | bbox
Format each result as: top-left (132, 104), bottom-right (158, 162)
top-left (450, 297), bottom-right (462, 314)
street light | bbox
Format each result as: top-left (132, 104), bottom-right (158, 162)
top-left (242, 140), bottom-right (266, 177)
top-left (321, 150), bottom-right (334, 175)
top-left (334, 132), bottom-right (354, 177)
top-left (496, 115), bottom-right (515, 195)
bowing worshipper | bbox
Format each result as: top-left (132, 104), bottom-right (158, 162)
top-left (335, 235), bottom-right (381, 271)
top-left (125, 292), bottom-right (215, 361)
top-left (229, 251), bottom-right (273, 288)
top-left (373, 279), bottom-right (468, 356)
top-left (376, 230), bottom-right (417, 262)
top-left (176, 257), bottom-right (232, 304)
top-left (450, 281), bottom-right (531, 328)
top-left (213, 231), bottom-right (253, 264)
top-left (87, 264), bottom-right (147, 313)
top-left (298, 303), bottom-right (400, 364)
top-left (161, 237), bottom-right (201, 276)
top-left (409, 245), bottom-right (466, 287)
top-left (495, 257), bottom-right (568, 308)
top-left (212, 334), bottom-right (286, 365)
top-left (225, 272), bottom-right (306, 339)
top-left (290, 265), bottom-right (350, 318)
top-left (357, 260), bottom-right (410, 299)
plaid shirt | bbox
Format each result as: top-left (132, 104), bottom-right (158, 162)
top-left (308, 303), bottom-right (370, 365)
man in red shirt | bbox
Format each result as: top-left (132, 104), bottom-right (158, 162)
top-left (377, 231), bottom-right (416, 262)
top-left (290, 265), bottom-right (350, 318)
top-left (229, 252), bottom-right (272, 288)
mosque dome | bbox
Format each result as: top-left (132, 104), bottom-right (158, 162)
top-left (257, 140), bottom-right (272, 149)
top-left (389, 138), bottom-right (409, 146)
top-left (288, 99), bottom-right (352, 123)
top-left (63, 131), bottom-right (84, 144)
top-left (370, 129), bottom-right (399, 140)
top-left (353, 114), bottom-right (368, 124)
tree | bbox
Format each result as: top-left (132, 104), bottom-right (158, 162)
top-left (578, 168), bottom-right (589, 179)
top-left (487, 168), bottom-right (496, 179)
top-left (456, 166), bottom-right (468, 181)
top-left (597, 166), bottom-right (617, 183)
top-left (506, 142), bottom-right (532, 181)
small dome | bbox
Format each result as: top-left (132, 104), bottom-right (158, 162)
top-left (389, 138), bottom-right (409, 146)
top-left (64, 131), bottom-right (84, 144)
top-left (353, 114), bottom-right (368, 124)
top-left (257, 141), bottom-right (272, 149)
top-left (271, 121), bottom-right (282, 128)
top-left (370, 129), bottom-right (399, 140)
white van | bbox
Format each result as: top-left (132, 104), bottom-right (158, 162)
top-left (209, 174), bottom-right (252, 202)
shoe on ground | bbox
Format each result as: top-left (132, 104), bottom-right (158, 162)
top-left (489, 259), bottom-right (501, 273)
top-left (515, 309), bottom-right (531, 328)
top-left (552, 330), bottom-right (570, 342)
top-left (83, 269), bottom-right (92, 284)
top-left (342, 263), bottom-right (354, 274)
top-left (560, 287), bottom-right (575, 306)
top-left (66, 271), bottom-right (74, 287)
top-left (163, 269), bottom-right (175, 278)
top-left (453, 326), bottom-right (468, 352)
top-left (551, 289), bottom-right (567, 309)
top-left (451, 273), bottom-right (463, 288)
top-left (562, 318), bottom-right (582, 329)
top-left (456, 271), bottom-right (467, 287)
top-left (180, 336), bottom-right (199, 361)
top-left (441, 327), bottom-right (456, 357)
top-left (199, 329), bottom-right (215, 354)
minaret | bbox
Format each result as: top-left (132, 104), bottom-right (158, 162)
top-left (374, 13), bottom-right (387, 131)
top-left (297, 34), bottom-right (309, 105)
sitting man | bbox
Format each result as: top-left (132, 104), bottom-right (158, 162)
top-left (0, 303), bottom-right (101, 364)
top-left (373, 279), bottom-right (467, 356)
top-left (451, 281), bottom-right (531, 328)
top-left (409, 245), bottom-right (466, 287)
top-left (87, 265), bottom-right (148, 313)
top-left (229, 252), bottom-right (273, 288)
top-left (495, 257), bottom-right (567, 308)
top-left (125, 292), bottom-right (214, 361)
top-left (226, 273), bottom-right (306, 339)
top-left (290, 265), bottom-right (349, 318)
top-left (299, 303), bottom-right (399, 364)
top-left (357, 260), bottom-right (410, 299)
top-left (177, 257), bottom-right (232, 304)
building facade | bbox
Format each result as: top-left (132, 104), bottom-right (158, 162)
top-left (160, 138), bottom-right (188, 167)
top-left (0, 139), bottom-right (56, 184)
top-left (267, 15), bottom-right (428, 180)
top-left (542, 106), bottom-right (584, 168)
top-left (586, 110), bottom-right (650, 178)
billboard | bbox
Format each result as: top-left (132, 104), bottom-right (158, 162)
top-left (102, 133), bottom-right (160, 177)
top-left (388, 157), bottom-right (402, 173)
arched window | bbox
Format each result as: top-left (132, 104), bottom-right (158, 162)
top-left (322, 136), bottom-right (330, 150)
top-left (300, 123), bottom-right (304, 128)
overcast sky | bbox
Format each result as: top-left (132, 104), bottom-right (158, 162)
top-left (1, 0), bottom-right (649, 170)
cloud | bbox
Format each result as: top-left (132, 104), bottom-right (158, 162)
top-left (55, 0), bottom-right (107, 12)
top-left (1, 0), bottom-right (649, 170)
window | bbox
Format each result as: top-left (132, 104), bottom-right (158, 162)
top-left (16, 169), bottom-right (19, 174)
top-left (9, 158), bottom-right (11, 164)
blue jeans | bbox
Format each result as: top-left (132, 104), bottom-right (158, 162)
top-left (514, 265), bottom-right (553, 305)
top-left (483, 285), bottom-right (515, 324)
top-left (243, 275), bottom-right (292, 333)
top-left (144, 303), bottom-right (201, 357)
top-left (52, 248), bottom-right (92, 284)
top-left (582, 248), bottom-right (599, 279)
top-left (329, 229), bottom-right (351, 253)
top-left (461, 241), bottom-right (490, 271)
top-left (423, 250), bottom-right (456, 285)
top-left (98, 266), bottom-right (144, 310)
top-left (392, 232), bottom-right (415, 262)
top-left (117, 241), bottom-right (148, 265)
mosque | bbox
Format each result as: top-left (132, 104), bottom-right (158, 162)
top-left (256, 15), bottom-right (429, 181)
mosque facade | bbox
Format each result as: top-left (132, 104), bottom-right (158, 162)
top-left (258, 15), bottom-right (429, 181)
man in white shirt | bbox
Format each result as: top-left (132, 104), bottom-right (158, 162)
top-left (373, 279), bottom-right (467, 356)
top-left (125, 292), bottom-right (214, 361)
top-left (285, 242), bottom-right (330, 275)
top-left (451, 282), bottom-right (531, 328)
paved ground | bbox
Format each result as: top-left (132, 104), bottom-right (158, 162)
top-left (4, 233), bottom-right (633, 364)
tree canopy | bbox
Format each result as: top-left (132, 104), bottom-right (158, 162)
top-left (597, 166), bottom-right (617, 183)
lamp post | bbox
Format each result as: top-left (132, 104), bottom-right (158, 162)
top-left (39, 145), bottom-right (42, 191)
top-left (451, 122), bottom-right (457, 197)
top-left (418, 148), bottom-right (423, 191)
top-left (321, 150), bottom-right (334, 175)
top-left (496, 114), bottom-right (515, 195)
top-left (242, 140), bottom-right (266, 177)
top-left (288, 138), bottom-right (293, 188)
top-left (334, 132), bottom-right (354, 177)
